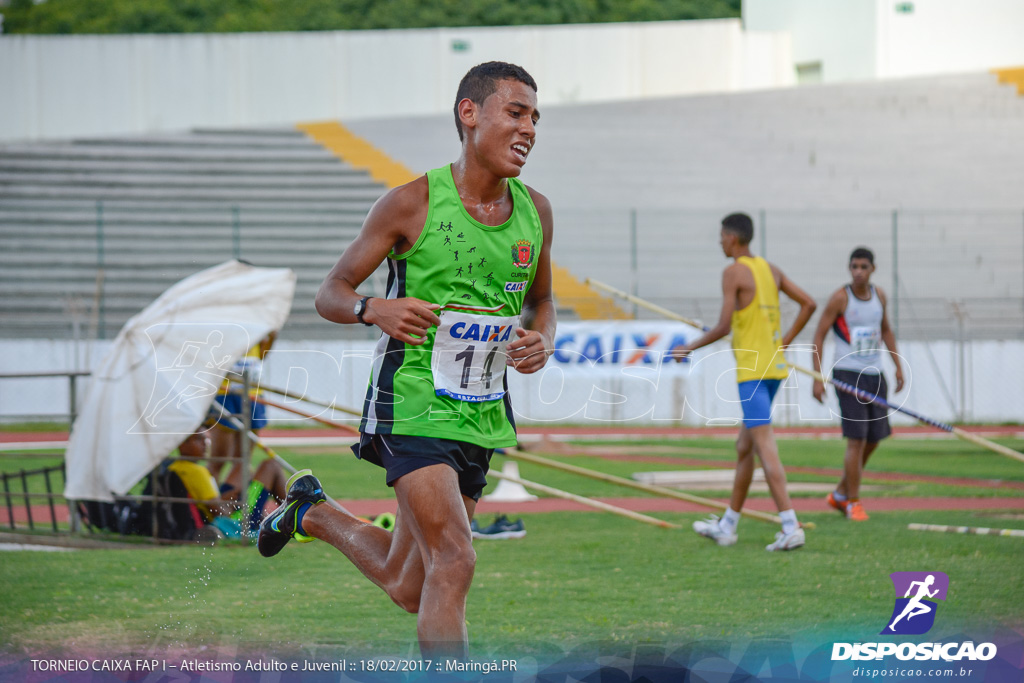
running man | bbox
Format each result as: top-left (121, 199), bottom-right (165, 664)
top-left (888, 575), bottom-right (939, 631)
top-left (811, 247), bottom-right (904, 522)
top-left (672, 213), bottom-right (817, 551)
top-left (257, 62), bottom-right (555, 660)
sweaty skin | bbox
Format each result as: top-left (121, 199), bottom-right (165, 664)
top-left (309, 76), bottom-right (556, 659)
top-left (669, 227), bottom-right (815, 537)
top-left (810, 256), bottom-right (904, 506)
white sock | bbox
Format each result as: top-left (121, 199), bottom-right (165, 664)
top-left (832, 491), bottom-right (847, 502)
top-left (779, 509), bottom-right (799, 535)
top-left (719, 507), bottom-right (741, 535)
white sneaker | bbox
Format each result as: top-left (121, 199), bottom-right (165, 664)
top-left (766, 526), bottom-right (805, 552)
top-left (692, 515), bottom-right (738, 546)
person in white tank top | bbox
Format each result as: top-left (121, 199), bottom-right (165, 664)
top-left (811, 247), bottom-right (904, 522)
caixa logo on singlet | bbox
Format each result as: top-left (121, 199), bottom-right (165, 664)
top-left (448, 321), bottom-right (515, 343)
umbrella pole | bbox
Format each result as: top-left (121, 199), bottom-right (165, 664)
top-left (254, 396), bottom-right (360, 435)
top-left (222, 414), bottom-right (298, 475)
top-left (239, 372), bottom-right (254, 513)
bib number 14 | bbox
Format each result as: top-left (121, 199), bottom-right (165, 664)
top-left (431, 310), bottom-right (520, 402)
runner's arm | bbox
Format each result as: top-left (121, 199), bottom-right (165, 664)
top-left (315, 179), bottom-right (441, 345)
top-left (876, 287), bottom-right (904, 392)
top-left (777, 269), bottom-right (817, 347)
top-left (509, 189), bottom-right (556, 374)
top-left (810, 289), bottom-right (846, 403)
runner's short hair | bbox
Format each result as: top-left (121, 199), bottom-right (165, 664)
top-left (850, 247), bottom-right (875, 265)
top-left (454, 61), bottom-right (538, 142)
top-left (721, 213), bottom-right (754, 245)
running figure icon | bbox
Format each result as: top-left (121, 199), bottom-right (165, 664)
top-left (888, 575), bottom-right (939, 631)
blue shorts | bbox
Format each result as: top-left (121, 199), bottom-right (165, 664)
top-left (213, 394), bottom-right (268, 431)
top-left (737, 379), bottom-right (782, 428)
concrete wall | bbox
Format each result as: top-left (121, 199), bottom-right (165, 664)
top-left (744, 0), bottom-right (1024, 83)
top-left (0, 20), bottom-right (792, 143)
top-left (875, 0), bottom-right (1024, 78)
top-left (2, 332), bottom-right (1019, 427)
top-left (742, 0), bottom-right (878, 82)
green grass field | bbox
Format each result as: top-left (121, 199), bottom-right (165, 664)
top-left (1, 435), bottom-right (1023, 660)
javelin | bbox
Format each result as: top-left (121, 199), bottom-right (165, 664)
top-left (249, 399), bottom-right (674, 530)
top-left (586, 278), bottom-right (1024, 465)
top-left (254, 395), bottom-right (361, 436)
top-left (259, 384), bottom-right (362, 417)
top-left (504, 449), bottom-right (808, 528)
top-left (220, 414), bottom-right (298, 475)
top-left (787, 362), bottom-right (1024, 464)
top-left (908, 523), bottom-right (1024, 538)
top-left (490, 469), bottom-right (682, 530)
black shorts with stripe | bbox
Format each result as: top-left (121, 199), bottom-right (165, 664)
top-left (833, 368), bottom-right (892, 443)
top-left (351, 432), bottom-right (494, 501)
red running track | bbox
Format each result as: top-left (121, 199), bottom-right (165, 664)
top-left (7, 495), bottom-right (1024, 526)
top-left (3, 424), bottom-right (1024, 444)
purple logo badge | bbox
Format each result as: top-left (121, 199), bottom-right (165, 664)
top-left (881, 572), bottom-right (949, 635)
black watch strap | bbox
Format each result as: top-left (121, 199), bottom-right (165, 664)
top-left (356, 296), bottom-right (372, 326)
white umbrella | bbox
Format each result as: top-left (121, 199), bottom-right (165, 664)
top-left (64, 260), bottom-right (296, 501)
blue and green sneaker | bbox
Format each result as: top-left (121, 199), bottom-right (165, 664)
top-left (472, 515), bottom-right (526, 540)
top-left (257, 469), bottom-right (326, 558)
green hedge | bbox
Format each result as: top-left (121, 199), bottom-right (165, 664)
top-left (2, 0), bottom-right (740, 35)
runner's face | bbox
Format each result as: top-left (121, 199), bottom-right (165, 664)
top-left (849, 258), bottom-right (874, 287)
top-left (472, 79), bottom-right (539, 177)
top-left (719, 229), bottom-right (734, 257)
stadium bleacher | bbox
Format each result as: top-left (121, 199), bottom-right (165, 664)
top-left (2, 72), bottom-right (1022, 341)
top-left (0, 128), bottom-right (389, 340)
top-left (349, 72), bottom-right (1024, 339)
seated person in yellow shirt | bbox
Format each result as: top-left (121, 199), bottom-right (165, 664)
top-left (171, 429), bottom-right (288, 536)
top-left (168, 430), bottom-right (234, 524)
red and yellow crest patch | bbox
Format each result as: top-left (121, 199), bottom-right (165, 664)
top-left (511, 239), bottom-right (534, 269)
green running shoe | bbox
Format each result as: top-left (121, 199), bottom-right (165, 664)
top-left (257, 469), bottom-right (325, 558)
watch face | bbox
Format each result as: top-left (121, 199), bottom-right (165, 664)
top-left (353, 300), bottom-right (364, 316)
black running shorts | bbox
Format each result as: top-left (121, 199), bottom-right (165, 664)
top-left (833, 369), bottom-right (892, 443)
top-left (351, 433), bottom-right (494, 501)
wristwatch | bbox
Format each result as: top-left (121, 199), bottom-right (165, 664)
top-left (353, 296), bottom-right (373, 326)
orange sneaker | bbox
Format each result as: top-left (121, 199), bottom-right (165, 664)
top-left (826, 492), bottom-right (848, 515)
top-left (846, 501), bottom-right (869, 522)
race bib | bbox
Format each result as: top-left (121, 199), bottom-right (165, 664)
top-left (431, 310), bottom-right (520, 402)
top-left (850, 326), bottom-right (880, 357)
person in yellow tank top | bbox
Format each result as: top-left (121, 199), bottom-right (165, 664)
top-left (672, 213), bottom-right (817, 551)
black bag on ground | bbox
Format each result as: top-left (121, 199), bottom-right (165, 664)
top-left (77, 500), bottom-right (120, 532)
top-left (141, 460), bottom-right (204, 541)
top-left (78, 460), bottom-right (202, 541)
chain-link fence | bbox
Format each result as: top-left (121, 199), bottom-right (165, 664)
top-left (4, 203), bottom-right (1022, 342)
top-left (0, 200), bottom-right (385, 342)
top-left (553, 208), bottom-right (1024, 341)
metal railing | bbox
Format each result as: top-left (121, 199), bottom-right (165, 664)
top-left (0, 369), bottom-right (258, 545)
top-left (0, 371), bottom-right (91, 425)
top-left (552, 207), bottom-right (1024, 340)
